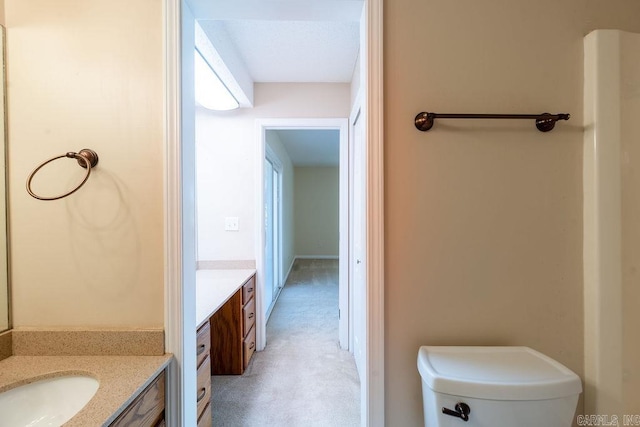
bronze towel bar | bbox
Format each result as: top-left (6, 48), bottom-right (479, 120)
top-left (414, 112), bottom-right (570, 132)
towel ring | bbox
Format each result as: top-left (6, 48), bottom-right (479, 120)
top-left (26, 149), bottom-right (99, 201)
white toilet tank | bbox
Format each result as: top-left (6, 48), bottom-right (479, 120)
top-left (417, 346), bottom-right (582, 427)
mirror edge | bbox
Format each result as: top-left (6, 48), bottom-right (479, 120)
top-left (0, 24), bottom-right (11, 332)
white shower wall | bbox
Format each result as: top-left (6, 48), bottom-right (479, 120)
top-left (619, 32), bottom-right (640, 416)
top-left (583, 29), bottom-right (640, 417)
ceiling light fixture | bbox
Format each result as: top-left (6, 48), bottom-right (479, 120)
top-left (194, 49), bottom-right (239, 111)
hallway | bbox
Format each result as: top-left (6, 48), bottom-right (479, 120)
top-left (211, 259), bottom-right (360, 426)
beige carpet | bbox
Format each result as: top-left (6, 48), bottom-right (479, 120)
top-left (210, 258), bottom-right (361, 426)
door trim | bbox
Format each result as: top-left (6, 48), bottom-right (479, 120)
top-left (364, 0), bottom-right (385, 425)
top-left (164, 1), bottom-right (197, 426)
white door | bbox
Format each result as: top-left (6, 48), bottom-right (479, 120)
top-left (351, 110), bottom-right (366, 378)
top-left (271, 166), bottom-right (281, 301)
top-left (264, 155), bottom-right (282, 318)
top-left (264, 158), bottom-right (275, 312)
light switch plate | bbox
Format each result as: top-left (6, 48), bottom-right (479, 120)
top-left (225, 217), bottom-right (239, 231)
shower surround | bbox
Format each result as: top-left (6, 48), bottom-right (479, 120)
top-left (583, 29), bottom-right (640, 418)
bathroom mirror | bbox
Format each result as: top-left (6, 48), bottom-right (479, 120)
top-left (0, 25), bottom-right (10, 333)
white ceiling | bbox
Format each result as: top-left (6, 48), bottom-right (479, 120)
top-left (196, 0), bottom-right (362, 83)
top-left (207, 20), bottom-right (359, 82)
top-left (192, 0), bottom-right (358, 166)
top-left (270, 129), bottom-right (339, 166)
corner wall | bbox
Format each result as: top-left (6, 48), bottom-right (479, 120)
top-left (195, 83), bottom-right (350, 262)
top-left (294, 167), bottom-right (339, 257)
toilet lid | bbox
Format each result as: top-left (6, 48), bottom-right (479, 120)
top-left (417, 346), bottom-right (582, 400)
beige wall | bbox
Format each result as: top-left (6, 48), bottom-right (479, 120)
top-left (6, 1), bottom-right (164, 327)
top-left (385, 0), bottom-right (640, 425)
top-left (620, 32), bottom-right (640, 416)
top-left (196, 83), bottom-right (350, 262)
top-left (294, 167), bottom-right (339, 257)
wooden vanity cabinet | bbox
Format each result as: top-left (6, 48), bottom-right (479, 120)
top-left (110, 370), bottom-right (165, 427)
top-left (196, 322), bottom-right (213, 427)
top-left (210, 274), bottom-right (256, 375)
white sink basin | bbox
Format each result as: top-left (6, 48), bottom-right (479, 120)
top-left (0, 375), bottom-right (99, 426)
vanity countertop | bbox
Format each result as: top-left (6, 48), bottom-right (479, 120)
top-left (196, 268), bottom-right (256, 328)
top-left (0, 353), bottom-right (172, 426)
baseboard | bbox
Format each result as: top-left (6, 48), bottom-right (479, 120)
top-left (266, 258), bottom-right (295, 322)
top-left (294, 255), bottom-right (339, 260)
top-left (283, 258), bottom-right (295, 286)
top-left (265, 285), bottom-right (284, 322)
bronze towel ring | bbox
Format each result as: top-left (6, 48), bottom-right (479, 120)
top-left (26, 149), bottom-right (99, 201)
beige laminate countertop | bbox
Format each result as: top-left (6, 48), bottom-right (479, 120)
top-left (0, 354), bottom-right (172, 426)
top-left (196, 269), bottom-right (256, 328)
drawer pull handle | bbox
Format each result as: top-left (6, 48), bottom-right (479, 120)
top-left (197, 387), bottom-right (207, 402)
top-left (197, 344), bottom-right (206, 355)
top-left (247, 287), bottom-right (253, 292)
top-left (248, 313), bottom-right (254, 319)
top-left (249, 342), bottom-right (255, 350)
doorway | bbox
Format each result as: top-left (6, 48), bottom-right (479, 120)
top-left (166, 1), bottom-right (385, 425)
top-left (256, 119), bottom-right (349, 352)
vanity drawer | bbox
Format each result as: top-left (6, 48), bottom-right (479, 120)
top-left (243, 297), bottom-right (256, 335)
top-left (197, 402), bottom-right (212, 427)
top-left (110, 370), bottom-right (165, 427)
top-left (243, 325), bottom-right (256, 369)
top-left (196, 322), bottom-right (211, 368)
top-left (197, 355), bottom-right (212, 419)
top-left (242, 276), bottom-right (255, 305)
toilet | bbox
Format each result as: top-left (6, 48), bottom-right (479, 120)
top-left (417, 346), bottom-right (582, 426)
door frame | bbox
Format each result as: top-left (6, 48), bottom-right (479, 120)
top-left (164, 1), bottom-right (197, 425)
top-left (255, 118), bottom-right (349, 353)
top-left (362, 0), bottom-right (384, 424)
top-left (164, 0), bottom-right (384, 425)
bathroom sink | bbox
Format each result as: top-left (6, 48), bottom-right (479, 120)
top-left (0, 375), bottom-right (99, 426)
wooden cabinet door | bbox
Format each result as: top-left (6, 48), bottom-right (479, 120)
top-left (210, 290), bottom-right (243, 374)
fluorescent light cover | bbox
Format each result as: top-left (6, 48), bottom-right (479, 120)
top-left (194, 49), bottom-right (239, 111)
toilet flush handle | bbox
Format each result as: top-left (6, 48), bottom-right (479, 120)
top-left (442, 402), bottom-right (470, 422)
